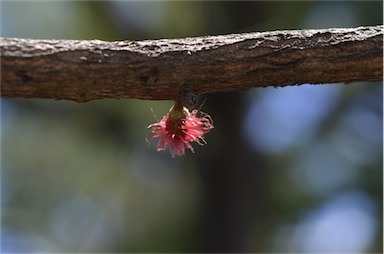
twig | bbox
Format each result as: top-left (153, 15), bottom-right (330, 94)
top-left (1, 25), bottom-right (382, 102)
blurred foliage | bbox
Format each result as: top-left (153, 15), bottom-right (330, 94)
top-left (1, 1), bottom-right (382, 253)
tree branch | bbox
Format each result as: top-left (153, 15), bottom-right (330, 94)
top-left (1, 25), bottom-right (382, 102)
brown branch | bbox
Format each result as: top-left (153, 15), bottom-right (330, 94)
top-left (1, 25), bottom-right (382, 102)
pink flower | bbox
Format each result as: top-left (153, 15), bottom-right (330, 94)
top-left (147, 101), bottom-right (214, 157)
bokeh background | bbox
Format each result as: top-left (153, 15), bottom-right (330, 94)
top-left (1, 1), bottom-right (382, 253)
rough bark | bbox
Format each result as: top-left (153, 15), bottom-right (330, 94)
top-left (1, 25), bottom-right (382, 102)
